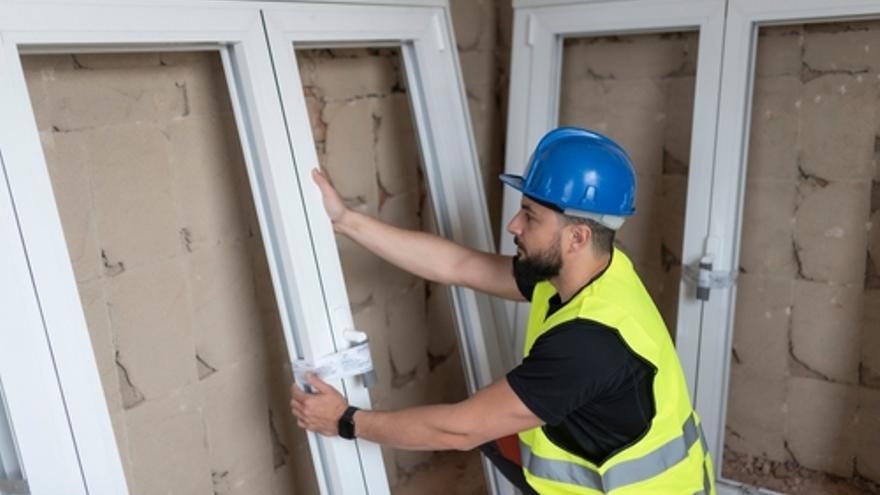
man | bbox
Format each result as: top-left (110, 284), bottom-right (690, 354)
top-left (291, 127), bottom-right (715, 494)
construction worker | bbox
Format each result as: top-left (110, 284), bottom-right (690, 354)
top-left (291, 127), bottom-right (715, 494)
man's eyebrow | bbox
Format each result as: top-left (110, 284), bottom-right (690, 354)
top-left (521, 203), bottom-right (535, 213)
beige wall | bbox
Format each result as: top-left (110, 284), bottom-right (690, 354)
top-left (724, 22), bottom-right (880, 493)
top-left (23, 51), bottom-right (318, 494)
top-left (558, 31), bottom-right (699, 336)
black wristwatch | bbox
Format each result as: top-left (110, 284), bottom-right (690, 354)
top-left (338, 406), bottom-right (360, 440)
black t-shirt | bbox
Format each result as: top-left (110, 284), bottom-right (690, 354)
top-left (507, 264), bottom-right (656, 465)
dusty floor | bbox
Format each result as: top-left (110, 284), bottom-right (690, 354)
top-left (724, 450), bottom-right (880, 494)
top-left (392, 450), bottom-right (488, 495)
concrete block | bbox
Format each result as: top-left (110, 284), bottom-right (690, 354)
top-left (732, 274), bottom-right (792, 379)
top-left (662, 76), bottom-right (696, 169)
top-left (186, 242), bottom-right (263, 370)
top-left (659, 175), bottom-right (687, 264)
top-left (107, 259), bottom-right (198, 401)
top-left (801, 75), bottom-right (877, 182)
top-left (166, 52), bottom-right (234, 117)
top-left (375, 94), bottom-right (420, 196)
top-left (459, 49), bottom-right (494, 94)
top-left (87, 123), bottom-right (180, 272)
top-left (616, 174), bottom-right (662, 269)
top-left (739, 180), bottom-right (798, 277)
top-left (46, 64), bottom-right (185, 130)
top-left (857, 387), bottom-right (880, 483)
top-left (77, 279), bottom-right (116, 389)
top-left (561, 33), bottom-right (693, 81)
top-left (795, 181), bottom-right (870, 284)
top-left (426, 349), bottom-right (468, 404)
top-left (747, 76), bottom-right (801, 181)
top-left (869, 209), bottom-right (880, 278)
top-left (336, 234), bottom-right (386, 307)
top-left (20, 57), bottom-right (54, 132)
top-left (323, 99), bottom-right (379, 203)
top-left (124, 390), bottom-right (214, 494)
top-left (200, 357), bottom-right (274, 492)
top-left (726, 369), bottom-right (788, 462)
top-left (754, 28), bottom-right (802, 77)
top-left (286, 443), bottom-right (320, 495)
top-left (657, 266), bottom-right (681, 337)
top-left (42, 131), bottom-right (103, 282)
top-left (803, 29), bottom-right (880, 74)
top-left (559, 78), bottom-right (665, 176)
top-left (73, 53), bottom-right (161, 69)
top-left (786, 376), bottom-right (858, 477)
top-left (396, 448), bottom-right (433, 474)
top-left (861, 290), bottom-right (880, 388)
top-left (299, 51), bottom-right (398, 101)
top-left (791, 280), bottom-right (862, 384)
top-left (450, 0), bottom-right (487, 51)
top-left (426, 283), bottom-right (458, 358)
top-left (387, 287), bottom-right (429, 379)
top-left (382, 447), bottom-right (399, 487)
top-left (303, 93), bottom-right (326, 143)
top-left (168, 116), bottom-right (250, 249)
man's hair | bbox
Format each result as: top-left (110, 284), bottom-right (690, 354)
top-left (560, 214), bottom-right (615, 255)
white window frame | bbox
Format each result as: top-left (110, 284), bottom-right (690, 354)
top-left (0, 1), bottom-right (509, 494)
top-left (698, 1), bottom-right (880, 493)
top-left (501, 0), bottom-right (727, 395)
top-left (261, 4), bottom-right (513, 493)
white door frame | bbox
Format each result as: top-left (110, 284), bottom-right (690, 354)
top-left (262, 3), bottom-right (512, 493)
top-left (698, 1), bottom-right (880, 493)
top-left (501, 0), bottom-right (727, 396)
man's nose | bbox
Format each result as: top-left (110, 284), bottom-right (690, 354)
top-left (507, 214), bottom-right (521, 236)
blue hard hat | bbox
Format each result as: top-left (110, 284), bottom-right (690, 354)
top-left (500, 127), bottom-right (636, 229)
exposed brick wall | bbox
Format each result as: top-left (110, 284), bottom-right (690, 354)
top-left (724, 22), bottom-right (880, 492)
top-left (23, 51), bottom-right (317, 495)
top-left (558, 32), bottom-right (699, 336)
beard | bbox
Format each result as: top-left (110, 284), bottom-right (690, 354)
top-left (513, 235), bottom-right (562, 288)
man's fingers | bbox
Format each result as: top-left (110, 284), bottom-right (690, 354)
top-left (306, 372), bottom-right (332, 393)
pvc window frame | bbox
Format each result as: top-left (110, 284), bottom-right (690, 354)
top-left (261, 4), bottom-right (512, 493)
top-left (697, 1), bottom-right (880, 493)
top-left (0, 1), bottom-right (505, 494)
top-left (501, 0), bottom-right (727, 395)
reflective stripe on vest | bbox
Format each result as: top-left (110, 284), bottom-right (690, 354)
top-left (520, 413), bottom-right (707, 493)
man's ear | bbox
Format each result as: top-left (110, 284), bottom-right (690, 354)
top-left (568, 223), bottom-right (592, 254)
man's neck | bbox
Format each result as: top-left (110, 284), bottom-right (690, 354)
top-left (550, 251), bottom-right (611, 303)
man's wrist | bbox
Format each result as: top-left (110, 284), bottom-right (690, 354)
top-left (338, 405), bottom-right (359, 439)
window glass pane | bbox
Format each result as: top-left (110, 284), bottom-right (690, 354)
top-left (559, 32), bottom-right (699, 338)
top-left (21, 51), bottom-right (319, 494)
top-left (724, 21), bottom-right (880, 493)
top-left (295, 46), bottom-right (487, 493)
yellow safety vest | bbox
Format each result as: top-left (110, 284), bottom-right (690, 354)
top-left (518, 249), bottom-right (715, 495)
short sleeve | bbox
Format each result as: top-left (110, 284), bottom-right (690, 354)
top-left (506, 319), bottom-right (639, 425)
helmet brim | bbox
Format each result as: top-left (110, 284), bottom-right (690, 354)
top-left (499, 173), bottom-right (525, 191)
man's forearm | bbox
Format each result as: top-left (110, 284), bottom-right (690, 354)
top-left (336, 208), bottom-right (474, 286)
top-left (352, 404), bottom-right (478, 451)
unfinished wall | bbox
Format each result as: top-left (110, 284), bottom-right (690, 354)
top-left (23, 51), bottom-right (317, 495)
top-left (724, 22), bottom-right (880, 494)
top-left (296, 46), bottom-right (483, 490)
top-left (558, 32), bottom-right (699, 334)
